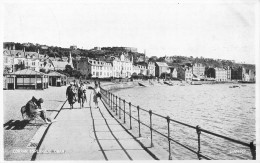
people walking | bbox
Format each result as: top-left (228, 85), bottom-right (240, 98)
top-left (78, 83), bottom-right (87, 108)
top-left (93, 82), bottom-right (101, 109)
top-left (66, 82), bottom-right (77, 109)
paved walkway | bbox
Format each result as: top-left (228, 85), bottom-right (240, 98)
top-left (35, 90), bottom-right (155, 160)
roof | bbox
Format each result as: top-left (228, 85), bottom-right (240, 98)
top-left (11, 69), bottom-right (46, 76)
top-left (155, 62), bottom-right (168, 67)
top-left (52, 61), bottom-right (68, 69)
top-left (48, 71), bottom-right (67, 77)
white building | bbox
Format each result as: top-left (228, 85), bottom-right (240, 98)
top-left (77, 58), bottom-right (113, 78)
top-left (214, 67), bottom-right (228, 81)
top-left (111, 53), bottom-right (133, 78)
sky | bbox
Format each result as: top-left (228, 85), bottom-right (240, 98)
top-left (2, 0), bottom-right (258, 64)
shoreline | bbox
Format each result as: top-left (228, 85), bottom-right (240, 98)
top-left (100, 80), bottom-right (251, 92)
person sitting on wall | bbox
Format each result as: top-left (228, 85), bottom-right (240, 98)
top-left (24, 97), bottom-right (55, 124)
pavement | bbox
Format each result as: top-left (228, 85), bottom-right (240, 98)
top-left (34, 90), bottom-right (156, 160)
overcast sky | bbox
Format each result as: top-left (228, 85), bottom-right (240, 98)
top-left (3, 0), bottom-right (258, 64)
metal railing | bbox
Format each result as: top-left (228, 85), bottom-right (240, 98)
top-left (99, 87), bottom-right (256, 160)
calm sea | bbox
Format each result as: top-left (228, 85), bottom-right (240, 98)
top-left (112, 84), bottom-right (255, 160)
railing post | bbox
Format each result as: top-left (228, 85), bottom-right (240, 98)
top-left (166, 116), bottom-right (172, 160)
top-left (112, 94), bottom-right (115, 112)
top-left (106, 90), bottom-right (108, 103)
top-left (196, 125), bottom-right (201, 160)
top-left (119, 97), bottom-right (121, 119)
top-left (110, 93), bottom-right (112, 109)
top-left (137, 106), bottom-right (141, 137)
top-left (129, 102), bottom-right (132, 130)
top-left (250, 140), bottom-right (256, 160)
top-left (123, 99), bottom-right (126, 123)
top-left (109, 92), bottom-right (111, 108)
top-left (115, 96), bottom-right (118, 115)
top-left (149, 110), bottom-right (154, 147)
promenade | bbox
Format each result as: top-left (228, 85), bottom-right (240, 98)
top-left (34, 89), bottom-right (155, 160)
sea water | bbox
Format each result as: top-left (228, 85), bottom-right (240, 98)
top-left (112, 84), bottom-right (255, 160)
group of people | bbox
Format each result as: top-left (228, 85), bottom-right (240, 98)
top-left (66, 80), bottom-right (101, 109)
top-left (23, 80), bottom-right (101, 124)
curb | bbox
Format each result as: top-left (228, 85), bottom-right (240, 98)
top-left (29, 99), bottom-right (67, 160)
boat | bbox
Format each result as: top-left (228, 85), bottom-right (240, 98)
top-left (229, 85), bottom-right (240, 88)
top-left (164, 81), bottom-right (173, 86)
top-left (138, 82), bottom-right (150, 87)
top-left (238, 81), bottom-right (255, 84)
top-left (191, 81), bottom-right (202, 85)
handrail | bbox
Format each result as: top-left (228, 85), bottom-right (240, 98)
top-left (99, 87), bottom-right (255, 160)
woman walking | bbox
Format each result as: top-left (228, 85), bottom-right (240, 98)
top-left (93, 83), bottom-right (101, 109)
top-left (66, 82), bottom-right (77, 109)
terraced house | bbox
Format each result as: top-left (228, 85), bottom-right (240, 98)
top-left (77, 58), bottom-right (113, 78)
top-left (109, 53), bottom-right (133, 78)
top-left (192, 63), bottom-right (205, 78)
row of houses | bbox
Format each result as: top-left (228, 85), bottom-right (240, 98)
top-left (76, 54), bottom-right (156, 78)
top-left (3, 49), bottom-right (74, 73)
top-left (168, 63), bottom-right (255, 82)
top-left (3, 49), bottom-right (255, 82)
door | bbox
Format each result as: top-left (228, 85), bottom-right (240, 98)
top-left (52, 77), bottom-right (56, 86)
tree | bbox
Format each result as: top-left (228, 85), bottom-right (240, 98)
top-left (88, 73), bottom-right (92, 79)
top-left (3, 66), bottom-right (11, 74)
top-left (64, 65), bottom-right (73, 76)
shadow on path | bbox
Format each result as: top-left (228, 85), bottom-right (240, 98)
top-left (4, 120), bottom-right (30, 130)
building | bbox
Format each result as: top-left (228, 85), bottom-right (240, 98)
top-left (192, 63), bottom-right (205, 77)
top-left (169, 66), bottom-right (178, 78)
top-left (230, 66), bottom-right (255, 81)
top-left (215, 67), bottom-right (228, 81)
top-left (4, 69), bottom-right (48, 90)
top-left (39, 58), bottom-right (55, 72)
top-left (3, 42), bottom-right (16, 50)
top-left (41, 45), bottom-right (48, 49)
top-left (48, 71), bottom-right (68, 86)
top-left (93, 47), bottom-right (101, 50)
top-left (3, 49), bottom-right (15, 73)
top-left (231, 67), bottom-right (242, 80)
top-left (177, 66), bottom-right (193, 81)
top-left (67, 52), bottom-right (74, 69)
top-left (52, 61), bottom-right (70, 70)
top-left (136, 64), bottom-right (147, 75)
top-left (77, 58), bottom-right (113, 78)
top-left (146, 62), bottom-right (156, 76)
top-left (226, 66), bottom-right (231, 81)
top-left (70, 45), bottom-right (77, 50)
top-left (110, 53), bottom-right (133, 78)
top-left (155, 62), bottom-right (169, 78)
top-left (132, 65), bottom-right (140, 75)
top-left (123, 47), bottom-right (138, 53)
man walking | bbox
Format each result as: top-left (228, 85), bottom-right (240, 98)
top-left (78, 83), bottom-right (87, 108)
